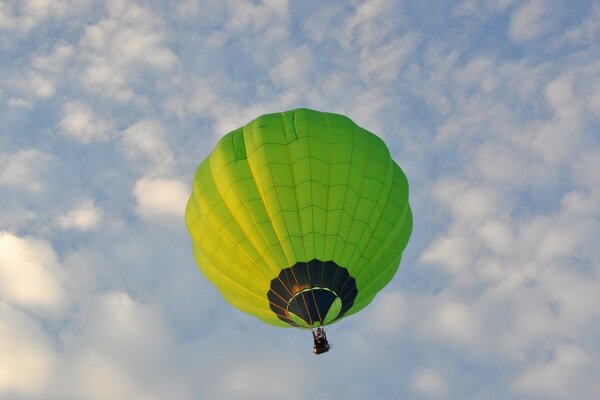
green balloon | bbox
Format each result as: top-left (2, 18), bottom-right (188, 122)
top-left (185, 108), bottom-right (412, 328)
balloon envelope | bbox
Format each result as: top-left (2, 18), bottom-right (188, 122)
top-left (185, 108), bottom-right (412, 328)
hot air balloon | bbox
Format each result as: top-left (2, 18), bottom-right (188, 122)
top-left (185, 108), bottom-right (412, 354)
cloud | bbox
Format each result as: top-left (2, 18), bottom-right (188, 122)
top-left (0, 303), bottom-right (57, 397)
top-left (423, 301), bottom-right (481, 344)
top-left (509, 0), bottom-right (550, 43)
top-left (573, 149), bottom-right (600, 190)
top-left (62, 292), bottom-right (190, 399)
top-left (0, 232), bottom-right (65, 312)
top-left (411, 368), bottom-right (448, 398)
top-left (20, 71), bottom-right (56, 98)
top-left (7, 97), bottom-right (33, 108)
top-left (301, 5), bottom-right (343, 43)
top-left (121, 119), bottom-right (174, 174)
top-left (452, 0), bottom-right (516, 18)
top-left (226, 0), bottom-right (289, 38)
top-left (30, 42), bottom-right (74, 73)
top-left (2, 1), bottom-right (600, 399)
top-left (514, 344), bottom-right (599, 399)
top-left (77, 0), bottom-right (178, 100)
top-left (361, 291), bottom-right (408, 336)
top-left (169, 76), bottom-right (274, 137)
top-left (59, 101), bottom-right (112, 142)
top-left (218, 359), bottom-right (316, 400)
top-left (133, 177), bottom-right (189, 219)
top-left (430, 178), bottom-right (506, 221)
top-left (340, 0), bottom-right (397, 48)
top-left (2, 41), bottom-right (75, 106)
top-left (268, 45), bottom-right (316, 90)
top-left (56, 198), bottom-right (103, 230)
top-left (0, 149), bottom-right (54, 192)
top-left (562, 2), bottom-right (600, 47)
top-left (0, 0), bottom-right (70, 33)
top-left (358, 33), bottom-right (418, 83)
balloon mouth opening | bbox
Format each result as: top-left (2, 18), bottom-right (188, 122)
top-left (267, 259), bottom-right (358, 328)
top-left (286, 287), bottom-right (340, 327)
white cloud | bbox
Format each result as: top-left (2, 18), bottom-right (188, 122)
top-left (24, 71), bottom-right (55, 98)
top-left (0, 232), bottom-right (65, 312)
top-left (509, 0), bottom-right (550, 42)
top-left (431, 178), bottom-right (505, 221)
top-left (31, 42), bottom-right (74, 73)
top-left (7, 97), bottom-right (33, 108)
top-left (362, 291), bottom-right (407, 336)
top-left (0, 0), bottom-right (69, 33)
top-left (133, 178), bottom-right (189, 219)
top-left (358, 33), bottom-right (418, 83)
top-left (340, 0), bottom-right (396, 48)
top-left (452, 0), bottom-right (480, 17)
top-left (269, 45), bottom-right (316, 89)
top-left (6, 42), bottom-right (75, 103)
top-left (2, 1), bottom-right (600, 399)
top-left (56, 198), bottom-right (103, 230)
top-left (58, 291), bottom-right (196, 400)
top-left (78, 0), bottom-right (177, 100)
top-left (454, 57), bottom-right (498, 92)
top-left (519, 190), bottom-right (598, 263)
top-left (0, 303), bottom-right (57, 397)
top-left (59, 101), bottom-right (111, 142)
top-left (420, 233), bottom-right (476, 275)
top-left (226, 0), bottom-right (289, 37)
top-left (514, 345), bottom-right (599, 399)
top-left (180, 78), bottom-right (273, 136)
top-left (411, 368), bottom-right (448, 398)
top-left (71, 353), bottom-right (146, 400)
top-left (0, 204), bottom-right (37, 232)
top-left (121, 119), bottom-right (174, 174)
top-left (0, 149), bottom-right (54, 192)
top-left (218, 358), bottom-right (315, 400)
top-left (452, 0), bottom-right (516, 17)
top-left (471, 141), bottom-right (536, 184)
top-left (424, 301), bottom-right (481, 344)
top-left (526, 74), bottom-right (585, 165)
top-left (562, 2), bottom-right (600, 47)
top-left (302, 5), bottom-right (343, 43)
top-left (573, 150), bottom-right (600, 190)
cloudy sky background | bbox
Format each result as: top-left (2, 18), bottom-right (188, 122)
top-left (1, 0), bottom-right (600, 398)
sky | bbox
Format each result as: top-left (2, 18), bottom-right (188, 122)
top-left (1, 0), bottom-right (600, 399)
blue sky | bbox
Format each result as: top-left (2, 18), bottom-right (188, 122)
top-left (1, 0), bottom-right (600, 399)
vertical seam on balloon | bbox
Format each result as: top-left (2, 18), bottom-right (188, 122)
top-left (238, 122), bottom-right (294, 275)
top-left (350, 168), bottom-right (411, 284)
top-left (193, 242), bottom-right (277, 316)
top-left (190, 168), bottom-right (274, 296)
top-left (205, 146), bottom-right (281, 281)
top-left (339, 187), bottom-right (411, 304)
top-left (329, 126), bottom-right (355, 285)
top-left (274, 111), bottom-right (312, 322)
top-left (285, 110), bottom-right (308, 261)
top-left (244, 114), bottom-right (312, 319)
top-left (322, 112), bottom-right (333, 293)
top-left (252, 117), bottom-right (296, 267)
top-left (206, 137), bottom-right (297, 304)
top-left (314, 112), bottom-right (335, 325)
top-left (309, 116), bottom-right (316, 271)
top-left (338, 146), bottom-right (394, 295)
top-left (190, 171), bottom-right (242, 266)
top-left (335, 125), bottom-right (370, 287)
top-left (284, 111), bottom-right (318, 324)
top-left (351, 203), bottom-right (411, 291)
top-left (282, 112), bottom-right (314, 323)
